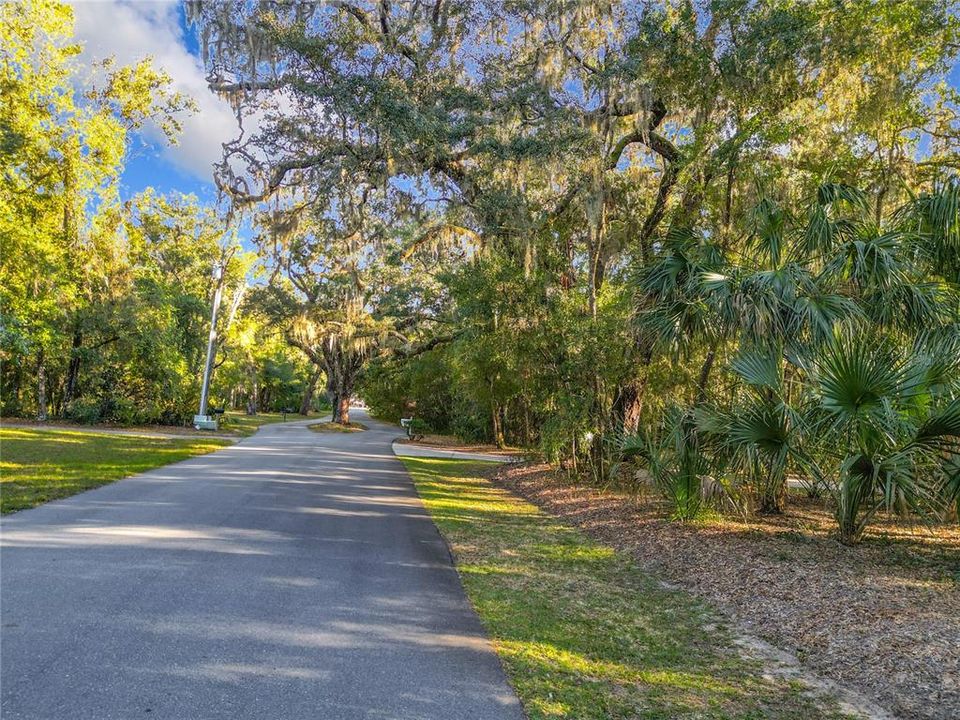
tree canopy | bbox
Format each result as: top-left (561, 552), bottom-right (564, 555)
top-left (4, 0), bottom-right (959, 541)
top-left (1, 0), bottom-right (316, 425)
top-left (182, 0), bottom-right (960, 539)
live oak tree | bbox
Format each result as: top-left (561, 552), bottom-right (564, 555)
top-left (251, 180), bottom-right (454, 425)
top-left (190, 0), bottom-right (959, 536)
top-left (191, 0), bottom-right (486, 421)
top-left (258, 226), bottom-right (394, 426)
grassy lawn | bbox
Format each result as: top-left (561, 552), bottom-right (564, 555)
top-left (0, 427), bottom-right (230, 513)
top-left (401, 457), bottom-right (850, 720)
top-left (308, 421), bottom-right (367, 433)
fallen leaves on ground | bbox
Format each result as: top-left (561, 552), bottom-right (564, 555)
top-left (494, 462), bottom-right (960, 720)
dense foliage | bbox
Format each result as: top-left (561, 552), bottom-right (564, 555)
top-left (188, 0), bottom-right (960, 540)
top-left (6, 1), bottom-right (958, 541)
top-left (1, 2), bottom-right (315, 424)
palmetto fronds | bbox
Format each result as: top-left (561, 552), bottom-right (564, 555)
top-left (898, 180), bottom-right (960, 282)
top-left (633, 184), bottom-right (960, 538)
top-left (618, 406), bottom-right (712, 520)
top-left (808, 332), bottom-right (960, 542)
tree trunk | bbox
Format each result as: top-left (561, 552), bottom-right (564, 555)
top-left (334, 394), bottom-right (351, 425)
top-left (613, 344), bottom-right (655, 436)
top-left (523, 397), bottom-right (531, 446)
top-left (299, 367), bottom-right (322, 415)
top-left (244, 358), bottom-right (258, 415)
top-left (758, 468), bottom-right (788, 514)
top-left (321, 340), bottom-right (364, 426)
top-left (695, 343), bottom-right (718, 406)
top-left (64, 324), bottom-right (82, 405)
top-left (613, 380), bottom-right (644, 435)
top-left (491, 402), bottom-right (505, 448)
top-left (330, 365), bottom-right (354, 424)
top-left (329, 367), bottom-right (355, 425)
top-left (758, 491), bottom-right (786, 514)
top-left (36, 350), bottom-right (47, 421)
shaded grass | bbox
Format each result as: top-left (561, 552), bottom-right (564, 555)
top-left (401, 457), bottom-right (851, 720)
top-left (0, 427), bottom-right (229, 513)
top-left (308, 421), bottom-right (368, 433)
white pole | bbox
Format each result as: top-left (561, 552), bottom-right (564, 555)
top-left (198, 264), bottom-right (224, 419)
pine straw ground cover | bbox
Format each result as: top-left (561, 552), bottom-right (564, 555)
top-left (494, 462), bottom-right (960, 720)
top-left (402, 457), bottom-right (856, 720)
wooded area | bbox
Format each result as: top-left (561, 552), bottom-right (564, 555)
top-left (193, 0), bottom-right (960, 544)
top-left (3, 0), bottom-right (959, 544)
top-left (1, 2), bottom-right (317, 424)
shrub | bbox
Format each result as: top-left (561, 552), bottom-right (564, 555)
top-left (64, 399), bottom-right (102, 425)
top-left (406, 418), bottom-right (432, 440)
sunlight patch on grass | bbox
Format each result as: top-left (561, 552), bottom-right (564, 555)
top-left (0, 428), bottom-right (229, 513)
top-left (400, 457), bottom-right (852, 720)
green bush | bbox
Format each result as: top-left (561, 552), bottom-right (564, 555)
top-left (406, 418), bottom-right (432, 440)
top-left (64, 399), bottom-right (102, 425)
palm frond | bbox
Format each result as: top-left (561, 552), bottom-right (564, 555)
top-left (730, 347), bottom-right (782, 391)
top-left (816, 182), bottom-right (868, 211)
top-left (914, 399), bottom-right (960, 450)
top-left (815, 335), bottom-right (902, 420)
top-left (792, 291), bottom-right (861, 344)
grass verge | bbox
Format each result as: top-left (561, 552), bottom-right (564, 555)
top-left (400, 457), bottom-right (850, 720)
top-left (0, 427), bottom-right (229, 513)
top-left (308, 421), bottom-right (368, 433)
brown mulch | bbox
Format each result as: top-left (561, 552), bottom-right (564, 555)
top-left (493, 462), bottom-right (960, 720)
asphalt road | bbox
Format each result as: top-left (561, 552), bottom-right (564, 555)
top-left (0, 410), bottom-right (524, 720)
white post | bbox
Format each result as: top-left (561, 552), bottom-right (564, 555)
top-left (195, 264), bottom-right (224, 428)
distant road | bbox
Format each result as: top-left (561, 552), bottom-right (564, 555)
top-left (0, 410), bottom-right (523, 720)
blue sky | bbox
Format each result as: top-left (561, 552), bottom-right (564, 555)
top-left (71, 1), bottom-right (236, 203)
top-left (122, 136), bottom-right (216, 201)
top-left (117, 3), bottom-right (216, 201)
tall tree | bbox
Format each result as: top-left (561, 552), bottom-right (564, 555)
top-left (0, 0), bottom-right (188, 419)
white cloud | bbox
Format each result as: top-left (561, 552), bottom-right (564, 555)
top-left (68, 0), bottom-right (240, 182)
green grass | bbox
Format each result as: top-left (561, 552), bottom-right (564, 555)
top-left (0, 427), bottom-right (230, 513)
top-left (219, 411), bottom-right (305, 437)
top-left (308, 421), bottom-right (368, 433)
top-left (401, 458), bottom-right (850, 720)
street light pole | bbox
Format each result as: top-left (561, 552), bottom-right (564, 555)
top-left (194, 263), bottom-right (224, 429)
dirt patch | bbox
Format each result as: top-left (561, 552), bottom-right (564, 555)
top-left (493, 462), bottom-right (960, 720)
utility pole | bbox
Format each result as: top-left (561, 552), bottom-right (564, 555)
top-left (194, 263), bottom-right (224, 430)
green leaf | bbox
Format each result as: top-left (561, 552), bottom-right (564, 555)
top-left (730, 348), bottom-right (782, 391)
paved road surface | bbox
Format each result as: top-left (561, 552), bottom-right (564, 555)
top-left (0, 411), bottom-right (523, 720)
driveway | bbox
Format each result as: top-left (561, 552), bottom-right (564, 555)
top-left (0, 410), bottom-right (523, 719)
